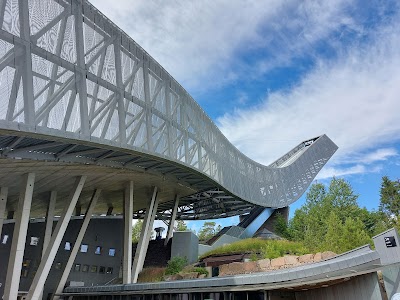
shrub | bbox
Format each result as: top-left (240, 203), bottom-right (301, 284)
top-left (193, 267), bottom-right (209, 276)
top-left (165, 256), bottom-right (188, 275)
top-left (137, 267), bottom-right (165, 283)
top-left (200, 238), bottom-right (309, 260)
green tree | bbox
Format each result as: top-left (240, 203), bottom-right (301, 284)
top-left (323, 212), bottom-right (343, 253)
top-left (132, 219), bottom-right (143, 243)
top-left (198, 221), bottom-right (221, 241)
top-left (273, 212), bottom-right (290, 239)
top-left (339, 217), bottom-right (371, 252)
top-left (176, 220), bottom-right (188, 231)
top-left (379, 176), bottom-right (400, 220)
top-left (287, 178), bottom-right (373, 252)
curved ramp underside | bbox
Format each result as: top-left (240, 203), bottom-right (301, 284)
top-left (0, 0), bottom-right (337, 219)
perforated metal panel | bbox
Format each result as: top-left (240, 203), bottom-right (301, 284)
top-left (0, 0), bottom-right (338, 211)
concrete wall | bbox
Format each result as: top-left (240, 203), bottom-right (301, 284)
top-left (294, 273), bottom-right (382, 300)
top-left (0, 217), bottom-right (123, 299)
top-left (171, 231), bottom-right (198, 264)
top-left (373, 228), bottom-right (400, 299)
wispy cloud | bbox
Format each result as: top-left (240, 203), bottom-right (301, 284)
top-left (90, 0), bottom-right (356, 92)
top-left (217, 12), bottom-right (400, 177)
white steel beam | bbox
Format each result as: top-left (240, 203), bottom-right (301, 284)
top-left (3, 173), bottom-right (35, 300)
top-left (0, 186), bottom-right (8, 238)
top-left (132, 186), bottom-right (158, 283)
top-left (73, 0), bottom-right (90, 137)
top-left (26, 176), bottom-right (86, 300)
top-left (123, 181), bottom-right (134, 283)
top-left (53, 189), bottom-right (101, 300)
top-left (18, 0), bottom-right (35, 125)
top-left (165, 195), bottom-right (179, 246)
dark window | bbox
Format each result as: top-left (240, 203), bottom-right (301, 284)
top-left (99, 266), bottom-right (105, 274)
top-left (55, 262), bottom-right (63, 270)
top-left (108, 248), bottom-right (116, 256)
top-left (82, 264), bottom-right (89, 272)
top-left (90, 265), bottom-right (98, 273)
top-left (106, 267), bottom-right (113, 274)
top-left (74, 264), bottom-right (81, 272)
top-left (95, 246), bottom-right (102, 255)
top-left (21, 269), bottom-right (29, 278)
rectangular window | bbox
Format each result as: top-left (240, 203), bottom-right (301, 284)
top-left (82, 264), bottom-right (89, 272)
top-left (95, 246), bottom-right (102, 255)
top-left (99, 266), bottom-right (105, 274)
top-left (106, 267), bottom-right (113, 274)
top-left (90, 265), bottom-right (98, 273)
top-left (74, 264), bottom-right (81, 272)
top-left (21, 269), bottom-right (29, 278)
top-left (64, 242), bottom-right (71, 251)
top-left (2, 234), bottom-right (8, 244)
top-left (80, 244), bottom-right (88, 253)
top-left (108, 248), bottom-right (116, 257)
top-left (30, 237), bottom-right (39, 246)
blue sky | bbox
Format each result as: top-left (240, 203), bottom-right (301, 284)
top-left (91, 0), bottom-right (400, 233)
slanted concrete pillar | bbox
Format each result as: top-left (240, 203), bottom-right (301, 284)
top-left (0, 186), bottom-right (8, 238)
top-left (123, 181), bottom-right (134, 284)
top-left (39, 191), bottom-right (57, 300)
top-left (26, 176), bottom-right (86, 300)
top-left (165, 195), bottom-right (179, 246)
top-left (42, 191), bottom-right (57, 257)
top-left (53, 189), bottom-right (101, 300)
top-left (4, 173), bottom-right (35, 300)
top-left (132, 187), bottom-right (158, 283)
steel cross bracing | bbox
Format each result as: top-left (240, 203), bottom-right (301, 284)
top-left (0, 0), bottom-right (338, 217)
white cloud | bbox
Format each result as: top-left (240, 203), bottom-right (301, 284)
top-left (217, 15), bottom-right (400, 177)
top-left (90, 0), bottom-right (355, 92)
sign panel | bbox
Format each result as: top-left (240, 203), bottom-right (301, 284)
top-left (385, 236), bottom-right (397, 248)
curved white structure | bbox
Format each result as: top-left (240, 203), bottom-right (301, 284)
top-left (0, 0), bottom-right (337, 218)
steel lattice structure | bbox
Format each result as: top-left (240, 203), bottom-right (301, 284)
top-left (0, 0), bottom-right (337, 219)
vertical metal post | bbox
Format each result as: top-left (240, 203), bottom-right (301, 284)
top-left (132, 187), bottom-right (157, 283)
top-left (114, 34), bottom-right (127, 144)
top-left (165, 195), bottom-right (179, 246)
top-left (4, 173), bottom-right (35, 300)
top-left (0, 186), bottom-right (8, 238)
top-left (26, 176), bottom-right (86, 300)
top-left (18, 0), bottom-right (35, 125)
top-left (53, 189), bottom-right (101, 299)
top-left (73, 0), bottom-right (90, 137)
top-left (143, 59), bottom-right (154, 151)
top-left (123, 181), bottom-right (134, 283)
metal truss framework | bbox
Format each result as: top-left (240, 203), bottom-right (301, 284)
top-left (0, 0), bottom-right (338, 218)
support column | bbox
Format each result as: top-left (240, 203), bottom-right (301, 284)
top-left (132, 187), bottom-right (158, 283)
top-left (38, 191), bottom-right (57, 300)
top-left (53, 189), bottom-right (101, 300)
top-left (42, 191), bottom-right (57, 257)
top-left (165, 195), bottom-right (179, 246)
top-left (0, 186), bottom-right (8, 238)
top-left (26, 176), bottom-right (86, 300)
top-left (123, 181), bottom-right (134, 284)
top-left (4, 173), bottom-right (35, 300)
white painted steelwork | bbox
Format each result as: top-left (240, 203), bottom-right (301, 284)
top-left (0, 0), bottom-right (337, 216)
